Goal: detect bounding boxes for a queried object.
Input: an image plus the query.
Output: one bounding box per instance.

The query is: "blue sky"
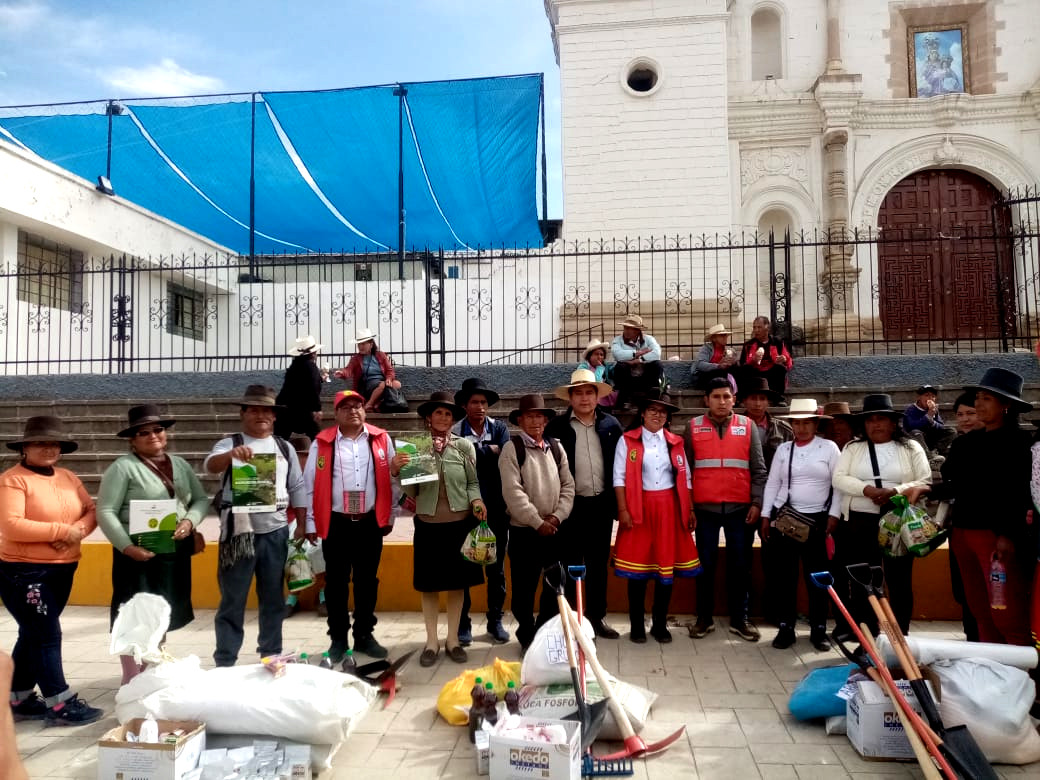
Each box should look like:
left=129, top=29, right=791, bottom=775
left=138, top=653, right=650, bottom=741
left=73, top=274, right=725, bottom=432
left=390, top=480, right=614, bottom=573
left=0, top=0, right=563, bottom=217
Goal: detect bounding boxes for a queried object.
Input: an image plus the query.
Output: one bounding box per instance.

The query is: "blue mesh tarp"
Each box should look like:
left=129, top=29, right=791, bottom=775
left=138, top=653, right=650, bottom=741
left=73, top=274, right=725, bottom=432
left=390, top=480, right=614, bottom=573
left=0, top=74, right=543, bottom=253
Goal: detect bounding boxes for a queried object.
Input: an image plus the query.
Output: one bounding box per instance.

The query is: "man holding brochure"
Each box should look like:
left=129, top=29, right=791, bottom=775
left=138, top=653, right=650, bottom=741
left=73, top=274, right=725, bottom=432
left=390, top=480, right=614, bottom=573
left=205, top=385, right=307, bottom=668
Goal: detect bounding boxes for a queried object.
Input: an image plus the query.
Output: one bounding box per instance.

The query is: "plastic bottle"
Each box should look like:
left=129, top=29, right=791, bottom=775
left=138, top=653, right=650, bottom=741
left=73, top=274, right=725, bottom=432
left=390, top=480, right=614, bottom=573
left=298, top=652, right=309, bottom=665
left=138, top=713, right=159, bottom=743
left=990, top=557, right=1007, bottom=610
left=482, top=682, right=499, bottom=728
left=467, top=676, right=485, bottom=743
left=318, top=651, right=334, bottom=669
left=341, top=649, right=357, bottom=675
left=504, top=681, right=520, bottom=716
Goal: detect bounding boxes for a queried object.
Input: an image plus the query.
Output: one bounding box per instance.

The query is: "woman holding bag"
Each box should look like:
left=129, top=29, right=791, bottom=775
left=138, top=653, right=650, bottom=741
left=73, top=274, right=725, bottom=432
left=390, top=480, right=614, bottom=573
left=392, top=392, right=486, bottom=667
left=760, top=399, right=841, bottom=651
left=97, top=405, right=210, bottom=684
left=832, top=394, right=930, bottom=637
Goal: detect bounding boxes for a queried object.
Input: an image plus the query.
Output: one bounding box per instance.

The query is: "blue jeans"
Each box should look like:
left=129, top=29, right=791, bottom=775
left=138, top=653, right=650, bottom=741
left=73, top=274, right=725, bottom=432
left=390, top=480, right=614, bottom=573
left=0, top=561, right=76, bottom=705
left=214, top=526, right=289, bottom=666
left=694, top=507, right=753, bottom=623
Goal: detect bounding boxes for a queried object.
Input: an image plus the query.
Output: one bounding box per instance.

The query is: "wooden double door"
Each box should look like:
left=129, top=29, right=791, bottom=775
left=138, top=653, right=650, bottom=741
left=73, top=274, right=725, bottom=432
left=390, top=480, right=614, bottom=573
left=877, top=169, right=1012, bottom=341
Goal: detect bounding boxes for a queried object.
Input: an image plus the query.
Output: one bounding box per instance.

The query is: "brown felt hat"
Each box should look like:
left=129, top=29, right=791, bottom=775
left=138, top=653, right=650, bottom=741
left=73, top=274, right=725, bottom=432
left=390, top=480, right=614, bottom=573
left=509, top=394, right=557, bottom=425
left=117, top=405, right=177, bottom=438
left=8, top=415, right=79, bottom=453
left=237, top=384, right=284, bottom=409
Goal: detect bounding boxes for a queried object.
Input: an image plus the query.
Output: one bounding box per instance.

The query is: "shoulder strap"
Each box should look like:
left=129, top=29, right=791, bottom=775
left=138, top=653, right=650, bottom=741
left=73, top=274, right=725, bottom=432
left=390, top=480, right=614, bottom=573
left=214, top=433, right=245, bottom=510
left=546, top=436, right=563, bottom=468
left=273, top=435, right=296, bottom=490
left=511, top=434, right=526, bottom=471
left=866, top=440, right=884, bottom=488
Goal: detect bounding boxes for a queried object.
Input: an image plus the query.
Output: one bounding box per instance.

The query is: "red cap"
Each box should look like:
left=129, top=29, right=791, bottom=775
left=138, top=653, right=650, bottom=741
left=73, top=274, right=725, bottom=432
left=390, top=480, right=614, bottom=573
left=334, top=390, right=365, bottom=409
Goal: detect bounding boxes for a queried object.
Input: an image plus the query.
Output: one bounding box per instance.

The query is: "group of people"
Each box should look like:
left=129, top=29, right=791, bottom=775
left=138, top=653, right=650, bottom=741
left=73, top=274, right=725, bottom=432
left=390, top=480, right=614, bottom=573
left=2, top=324, right=1038, bottom=729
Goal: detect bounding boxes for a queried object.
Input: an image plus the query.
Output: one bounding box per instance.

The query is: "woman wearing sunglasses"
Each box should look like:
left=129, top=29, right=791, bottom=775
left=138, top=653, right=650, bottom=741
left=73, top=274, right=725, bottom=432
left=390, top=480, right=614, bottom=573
left=98, top=405, right=209, bottom=683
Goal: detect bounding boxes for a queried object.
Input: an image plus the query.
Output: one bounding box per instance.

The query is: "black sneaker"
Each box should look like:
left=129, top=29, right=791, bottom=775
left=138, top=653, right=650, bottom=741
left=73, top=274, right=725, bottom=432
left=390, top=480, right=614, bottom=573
left=771, top=625, right=796, bottom=649
left=11, top=692, right=47, bottom=721
left=44, top=695, right=102, bottom=727
left=729, top=621, right=761, bottom=642
left=487, top=621, right=510, bottom=644
left=353, top=634, right=388, bottom=659
left=630, top=624, right=647, bottom=644
left=327, top=639, right=349, bottom=664
left=688, top=621, right=715, bottom=639
left=810, top=626, right=831, bottom=652
left=649, top=625, right=672, bottom=644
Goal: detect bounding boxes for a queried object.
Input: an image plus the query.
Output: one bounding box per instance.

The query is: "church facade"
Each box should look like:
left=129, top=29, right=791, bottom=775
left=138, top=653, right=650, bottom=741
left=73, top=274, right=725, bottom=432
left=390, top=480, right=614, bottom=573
left=544, top=0, right=1040, bottom=351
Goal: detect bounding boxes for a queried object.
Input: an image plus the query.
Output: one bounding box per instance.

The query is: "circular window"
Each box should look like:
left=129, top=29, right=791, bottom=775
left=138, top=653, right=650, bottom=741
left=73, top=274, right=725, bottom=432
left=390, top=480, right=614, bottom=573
left=621, top=58, right=662, bottom=97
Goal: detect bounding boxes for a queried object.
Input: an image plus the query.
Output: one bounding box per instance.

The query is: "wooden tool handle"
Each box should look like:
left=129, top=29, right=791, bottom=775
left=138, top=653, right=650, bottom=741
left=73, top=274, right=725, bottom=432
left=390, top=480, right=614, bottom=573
left=555, top=593, right=580, bottom=674
left=862, top=664, right=942, bottom=780
left=560, top=600, right=638, bottom=741
left=878, top=594, right=923, bottom=679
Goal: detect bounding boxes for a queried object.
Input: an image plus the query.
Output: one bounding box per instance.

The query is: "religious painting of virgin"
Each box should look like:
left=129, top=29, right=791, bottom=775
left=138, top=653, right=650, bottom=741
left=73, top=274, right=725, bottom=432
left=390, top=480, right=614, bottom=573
left=908, top=25, right=969, bottom=97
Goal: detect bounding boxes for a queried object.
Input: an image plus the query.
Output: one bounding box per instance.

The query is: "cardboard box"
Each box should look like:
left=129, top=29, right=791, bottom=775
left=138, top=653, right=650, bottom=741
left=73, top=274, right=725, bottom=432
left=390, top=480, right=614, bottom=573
left=846, top=680, right=935, bottom=760
left=97, top=719, right=206, bottom=780
left=488, top=717, right=580, bottom=780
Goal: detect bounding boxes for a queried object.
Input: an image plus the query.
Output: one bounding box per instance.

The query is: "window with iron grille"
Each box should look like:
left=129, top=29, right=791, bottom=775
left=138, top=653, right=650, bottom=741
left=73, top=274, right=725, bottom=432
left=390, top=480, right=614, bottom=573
left=16, top=231, right=84, bottom=313
left=167, top=281, right=205, bottom=341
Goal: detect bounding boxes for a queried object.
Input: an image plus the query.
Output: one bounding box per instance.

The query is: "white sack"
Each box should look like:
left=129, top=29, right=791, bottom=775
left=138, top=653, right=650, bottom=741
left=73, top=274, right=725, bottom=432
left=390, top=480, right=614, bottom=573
left=518, top=676, right=657, bottom=739
left=520, top=613, right=597, bottom=686
left=115, top=661, right=376, bottom=745
left=109, top=593, right=171, bottom=664
left=931, top=657, right=1040, bottom=765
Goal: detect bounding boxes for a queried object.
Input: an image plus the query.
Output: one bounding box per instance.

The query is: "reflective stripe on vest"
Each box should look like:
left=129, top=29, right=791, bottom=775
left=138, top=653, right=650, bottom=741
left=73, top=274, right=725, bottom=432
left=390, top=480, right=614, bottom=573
left=693, top=458, right=750, bottom=469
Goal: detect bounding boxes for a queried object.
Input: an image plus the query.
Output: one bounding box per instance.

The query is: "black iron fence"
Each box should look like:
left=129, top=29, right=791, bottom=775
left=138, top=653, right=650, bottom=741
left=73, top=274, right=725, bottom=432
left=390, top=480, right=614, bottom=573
left=3, top=188, right=1038, bottom=374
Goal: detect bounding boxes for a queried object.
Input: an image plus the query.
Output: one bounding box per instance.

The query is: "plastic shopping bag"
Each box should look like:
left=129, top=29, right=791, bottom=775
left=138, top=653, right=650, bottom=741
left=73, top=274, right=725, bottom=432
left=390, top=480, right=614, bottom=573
left=285, top=539, right=315, bottom=592
left=436, top=658, right=521, bottom=725
left=110, top=593, right=171, bottom=664
left=878, top=495, right=946, bottom=557
left=460, top=520, right=497, bottom=565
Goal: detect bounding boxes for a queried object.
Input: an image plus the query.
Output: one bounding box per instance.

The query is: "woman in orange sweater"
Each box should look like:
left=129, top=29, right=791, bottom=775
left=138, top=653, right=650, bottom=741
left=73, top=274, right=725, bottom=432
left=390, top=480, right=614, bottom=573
left=0, top=416, right=102, bottom=727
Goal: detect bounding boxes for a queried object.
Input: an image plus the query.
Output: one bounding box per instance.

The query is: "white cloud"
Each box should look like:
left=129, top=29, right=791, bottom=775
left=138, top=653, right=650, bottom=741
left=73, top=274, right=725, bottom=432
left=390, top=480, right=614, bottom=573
left=102, top=58, right=223, bottom=97
left=0, top=2, right=47, bottom=33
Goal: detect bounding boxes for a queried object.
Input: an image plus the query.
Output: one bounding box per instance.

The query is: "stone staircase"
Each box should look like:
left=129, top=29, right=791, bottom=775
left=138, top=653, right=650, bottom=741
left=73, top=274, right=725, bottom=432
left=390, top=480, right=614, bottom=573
left=3, top=383, right=1039, bottom=497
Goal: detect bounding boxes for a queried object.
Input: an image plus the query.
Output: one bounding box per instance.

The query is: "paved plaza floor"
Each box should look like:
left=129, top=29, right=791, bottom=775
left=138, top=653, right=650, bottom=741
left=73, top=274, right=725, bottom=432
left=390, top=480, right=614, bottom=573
left=6, top=607, right=1039, bottom=779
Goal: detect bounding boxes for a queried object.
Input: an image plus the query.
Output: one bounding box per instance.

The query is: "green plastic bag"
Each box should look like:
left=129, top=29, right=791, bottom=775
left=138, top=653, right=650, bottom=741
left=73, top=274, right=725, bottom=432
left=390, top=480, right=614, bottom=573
left=878, top=494, right=946, bottom=557
left=460, top=520, right=497, bottom=565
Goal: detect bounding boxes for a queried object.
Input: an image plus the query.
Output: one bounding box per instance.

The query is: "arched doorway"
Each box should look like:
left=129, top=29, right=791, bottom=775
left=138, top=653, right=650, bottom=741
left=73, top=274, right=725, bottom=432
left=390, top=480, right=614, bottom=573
left=877, top=169, right=1012, bottom=341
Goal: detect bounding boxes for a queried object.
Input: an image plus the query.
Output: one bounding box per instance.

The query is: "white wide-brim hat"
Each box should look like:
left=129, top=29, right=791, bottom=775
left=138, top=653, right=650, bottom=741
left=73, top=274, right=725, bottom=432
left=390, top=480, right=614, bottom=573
left=288, top=334, right=324, bottom=356
left=582, top=339, right=610, bottom=361
left=779, top=398, right=830, bottom=420
left=355, top=328, right=376, bottom=344
left=554, top=368, right=613, bottom=401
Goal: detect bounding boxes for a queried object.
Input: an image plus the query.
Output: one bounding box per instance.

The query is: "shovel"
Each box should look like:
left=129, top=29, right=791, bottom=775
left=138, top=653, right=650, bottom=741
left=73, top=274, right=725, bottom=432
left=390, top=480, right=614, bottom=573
left=545, top=564, right=608, bottom=750
left=560, top=599, right=686, bottom=760
left=847, top=564, right=997, bottom=780
left=810, top=570, right=956, bottom=779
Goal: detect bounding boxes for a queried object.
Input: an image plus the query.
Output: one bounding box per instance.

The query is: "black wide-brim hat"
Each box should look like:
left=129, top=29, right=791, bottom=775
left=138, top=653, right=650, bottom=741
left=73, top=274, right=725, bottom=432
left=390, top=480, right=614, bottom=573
left=508, top=394, right=557, bottom=425
left=417, top=391, right=465, bottom=421
left=454, top=377, right=500, bottom=408
left=964, top=368, right=1033, bottom=412
left=854, top=393, right=903, bottom=421
left=7, top=415, right=78, bottom=454
left=117, top=404, right=177, bottom=438
left=736, top=376, right=783, bottom=404
left=638, top=388, right=679, bottom=414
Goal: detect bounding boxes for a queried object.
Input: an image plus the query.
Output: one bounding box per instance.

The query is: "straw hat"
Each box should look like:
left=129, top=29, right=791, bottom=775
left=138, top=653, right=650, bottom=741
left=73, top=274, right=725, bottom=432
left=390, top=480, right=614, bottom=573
left=706, top=323, right=732, bottom=339
left=554, top=368, right=613, bottom=401
left=619, top=314, right=645, bottom=331
left=7, top=415, right=78, bottom=453
left=417, top=391, right=464, bottom=421
left=117, top=405, right=177, bottom=438
left=582, top=340, right=610, bottom=361
left=779, top=398, right=829, bottom=420
left=355, top=327, right=376, bottom=344
left=288, top=335, right=324, bottom=356
left=509, top=394, right=557, bottom=425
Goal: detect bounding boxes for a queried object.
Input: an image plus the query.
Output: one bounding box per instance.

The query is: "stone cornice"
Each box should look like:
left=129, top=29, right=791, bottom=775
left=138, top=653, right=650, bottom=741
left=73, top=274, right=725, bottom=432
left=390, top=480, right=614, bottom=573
left=851, top=91, right=1040, bottom=129
left=728, top=97, right=823, bottom=140
left=553, top=12, right=731, bottom=37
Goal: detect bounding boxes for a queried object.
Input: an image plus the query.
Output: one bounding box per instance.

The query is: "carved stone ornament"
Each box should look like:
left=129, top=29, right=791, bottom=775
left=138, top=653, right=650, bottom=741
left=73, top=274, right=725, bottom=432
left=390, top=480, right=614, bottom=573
left=933, top=136, right=961, bottom=165
left=740, top=146, right=810, bottom=193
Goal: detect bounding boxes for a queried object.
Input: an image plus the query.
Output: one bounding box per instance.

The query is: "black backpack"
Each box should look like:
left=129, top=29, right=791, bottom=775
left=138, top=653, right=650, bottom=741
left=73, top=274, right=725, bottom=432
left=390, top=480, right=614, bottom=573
left=511, top=434, right=563, bottom=474
left=211, top=432, right=294, bottom=516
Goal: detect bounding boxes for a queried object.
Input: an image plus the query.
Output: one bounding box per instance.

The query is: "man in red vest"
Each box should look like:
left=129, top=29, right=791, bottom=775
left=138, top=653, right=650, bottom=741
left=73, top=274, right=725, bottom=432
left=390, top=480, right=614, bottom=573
left=685, top=377, right=767, bottom=642
left=304, top=390, right=393, bottom=661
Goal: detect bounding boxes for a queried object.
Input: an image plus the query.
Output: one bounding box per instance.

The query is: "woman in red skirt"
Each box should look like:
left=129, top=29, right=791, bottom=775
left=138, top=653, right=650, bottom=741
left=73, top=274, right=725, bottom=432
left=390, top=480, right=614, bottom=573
left=613, top=390, right=701, bottom=643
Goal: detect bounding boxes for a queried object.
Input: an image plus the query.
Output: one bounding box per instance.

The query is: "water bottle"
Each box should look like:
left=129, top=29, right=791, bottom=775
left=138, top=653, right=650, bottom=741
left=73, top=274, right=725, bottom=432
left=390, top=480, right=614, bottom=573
left=138, top=713, right=159, bottom=743
left=341, top=649, right=357, bottom=675
left=318, top=651, right=334, bottom=669
left=989, top=556, right=1007, bottom=610
left=467, top=677, right=485, bottom=743
left=482, top=682, right=499, bottom=728
left=504, top=681, right=520, bottom=716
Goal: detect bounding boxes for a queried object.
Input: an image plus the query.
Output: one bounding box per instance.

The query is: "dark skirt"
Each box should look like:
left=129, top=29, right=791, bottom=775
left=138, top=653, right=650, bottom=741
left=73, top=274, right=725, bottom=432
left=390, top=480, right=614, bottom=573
left=413, top=517, right=485, bottom=592
left=110, top=536, right=194, bottom=631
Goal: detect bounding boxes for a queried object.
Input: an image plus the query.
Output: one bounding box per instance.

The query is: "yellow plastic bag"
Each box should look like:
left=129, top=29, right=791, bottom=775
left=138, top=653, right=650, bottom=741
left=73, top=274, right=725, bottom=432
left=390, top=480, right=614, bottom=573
left=436, top=657, right=521, bottom=725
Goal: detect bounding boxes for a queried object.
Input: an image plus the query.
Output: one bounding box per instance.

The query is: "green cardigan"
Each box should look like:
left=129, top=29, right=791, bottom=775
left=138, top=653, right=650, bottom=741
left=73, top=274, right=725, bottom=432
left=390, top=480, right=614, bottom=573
left=97, top=453, right=210, bottom=552
left=403, top=436, right=482, bottom=518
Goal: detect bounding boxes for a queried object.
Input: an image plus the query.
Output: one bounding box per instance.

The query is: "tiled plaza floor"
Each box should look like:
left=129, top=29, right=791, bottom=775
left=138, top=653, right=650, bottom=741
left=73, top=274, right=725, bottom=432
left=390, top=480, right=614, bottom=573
left=6, top=607, right=1039, bottom=779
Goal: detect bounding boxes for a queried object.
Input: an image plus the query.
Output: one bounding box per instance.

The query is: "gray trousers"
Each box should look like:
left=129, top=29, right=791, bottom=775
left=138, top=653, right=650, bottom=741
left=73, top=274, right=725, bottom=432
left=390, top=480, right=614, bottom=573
left=214, top=525, right=289, bottom=667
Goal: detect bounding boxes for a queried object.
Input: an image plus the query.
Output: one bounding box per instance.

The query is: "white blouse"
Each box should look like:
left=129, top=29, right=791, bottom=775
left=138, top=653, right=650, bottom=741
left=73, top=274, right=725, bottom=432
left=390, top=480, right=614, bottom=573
left=612, top=427, right=691, bottom=491
left=761, top=437, right=842, bottom=518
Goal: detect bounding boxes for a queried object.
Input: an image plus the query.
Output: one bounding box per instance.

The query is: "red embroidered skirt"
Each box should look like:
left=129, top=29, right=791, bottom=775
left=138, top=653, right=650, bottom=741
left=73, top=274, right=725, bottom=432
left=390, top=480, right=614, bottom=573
left=613, top=489, right=701, bottom=583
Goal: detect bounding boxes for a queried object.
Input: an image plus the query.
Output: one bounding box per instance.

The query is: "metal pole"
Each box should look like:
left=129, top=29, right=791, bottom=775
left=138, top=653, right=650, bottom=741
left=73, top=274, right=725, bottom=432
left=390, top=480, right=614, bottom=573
left=393, top=85, right=408, bottom=280
left=249, top=93, right=257, bottom=278
left=105, top=101, right=114, bottom=180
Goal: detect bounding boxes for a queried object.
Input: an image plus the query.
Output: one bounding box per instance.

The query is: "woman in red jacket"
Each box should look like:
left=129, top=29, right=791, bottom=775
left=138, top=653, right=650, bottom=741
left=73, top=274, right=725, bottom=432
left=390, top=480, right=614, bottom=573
left=612, top=391, right=701, bottom=643
left=0, top=416, right=102, bottom=726
left=334, top=328, right=402, bottom=412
